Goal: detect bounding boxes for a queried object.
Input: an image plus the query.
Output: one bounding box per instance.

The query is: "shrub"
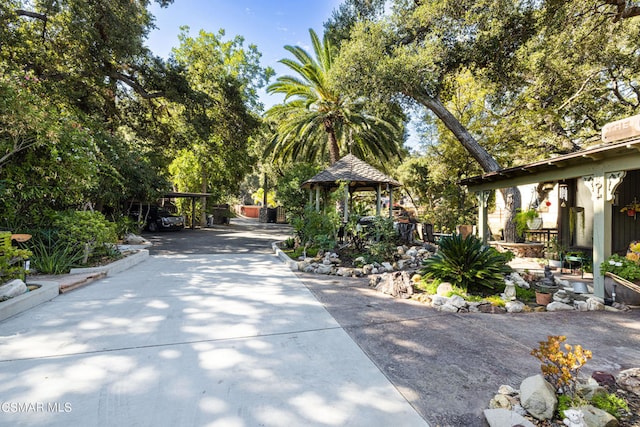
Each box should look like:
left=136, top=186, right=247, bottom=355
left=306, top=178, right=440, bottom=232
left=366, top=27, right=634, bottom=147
left=0, top=243, right=32, bottom=282
left=52, top=210, right=118, bottom=263
left=28, top=232, right=84, bottom=275
left=282, top=237, right=295, bottom=249
left=590, top=391, right=629, bottom=418
left=112, top=215, right=140, bottom=239
left=530, top=335, right=592, bottom=395
left=515, top=286, right=536, bottom=302
left=291, top=206, right=340, bottom=250
left=600, top=253, right=640, bottom=281
left=420, top=234, right=513, bottom=294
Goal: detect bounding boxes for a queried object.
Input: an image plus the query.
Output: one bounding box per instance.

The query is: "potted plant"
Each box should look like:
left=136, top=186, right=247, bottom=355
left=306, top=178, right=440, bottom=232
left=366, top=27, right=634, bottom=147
left=620, top=199, right=640, bottom=219
left=515, top=208, right=540, bottom=240
left=546, top=238, right=565, bottom=269
left=601, top=242, right=640, bottom=304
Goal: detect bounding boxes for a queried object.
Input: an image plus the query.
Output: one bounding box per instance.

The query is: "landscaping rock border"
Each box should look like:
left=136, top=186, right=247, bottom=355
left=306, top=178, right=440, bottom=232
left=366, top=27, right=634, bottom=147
left=272, top=241, right=634, bottom=314
left=0, top=248, right=149, bottom=322
left=0, top=280, right=58, bottom=322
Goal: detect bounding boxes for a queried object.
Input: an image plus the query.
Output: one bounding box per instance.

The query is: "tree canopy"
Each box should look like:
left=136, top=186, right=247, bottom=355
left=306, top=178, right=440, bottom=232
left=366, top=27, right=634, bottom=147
left=326, top=0, right=639, bottom=240
left=1, top=0, right=269, bottom=228
left=265, top=28, right=405, bottom=166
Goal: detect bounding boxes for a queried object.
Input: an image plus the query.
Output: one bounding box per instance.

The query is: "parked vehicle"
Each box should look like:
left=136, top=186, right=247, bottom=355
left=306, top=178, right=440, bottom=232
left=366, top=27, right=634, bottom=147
left=130, top=205, right=184, bottom=232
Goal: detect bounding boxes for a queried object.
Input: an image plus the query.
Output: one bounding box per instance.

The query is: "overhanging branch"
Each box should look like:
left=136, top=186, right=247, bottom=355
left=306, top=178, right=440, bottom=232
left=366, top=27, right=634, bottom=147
left=110, top=71, right=165, bottom=99
left=603, top=0, right=640, bottom=22
left=15, top=9, right=47, bottom=21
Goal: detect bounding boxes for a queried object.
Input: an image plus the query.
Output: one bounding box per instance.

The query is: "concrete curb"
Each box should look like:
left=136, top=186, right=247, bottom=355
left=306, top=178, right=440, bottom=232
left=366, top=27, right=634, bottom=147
left=58, top=272, right=106, bottom=294
left=0, top=281, right=59, bottom=322
left=271, top=242, right=298, bottom=271
left=70, top=249, right=149, bottom=276
left=1, top=249, right=149, bottom=322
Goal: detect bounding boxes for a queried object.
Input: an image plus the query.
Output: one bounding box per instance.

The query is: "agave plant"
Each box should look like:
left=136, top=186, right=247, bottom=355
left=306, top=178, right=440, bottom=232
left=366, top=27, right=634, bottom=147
left=421, top=234, right=514, bottom=294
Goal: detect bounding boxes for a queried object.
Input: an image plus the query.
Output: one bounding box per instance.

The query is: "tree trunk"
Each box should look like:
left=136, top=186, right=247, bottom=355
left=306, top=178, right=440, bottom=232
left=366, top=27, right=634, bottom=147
left=417, top=94, right=501, bottom=172
left=324, top=120, right=340, bottom=164
left=412, top=92, right=522, bottom=242
left=200, top=164, right=207, bottom=227
left=500, top=187, right=521, bottom=243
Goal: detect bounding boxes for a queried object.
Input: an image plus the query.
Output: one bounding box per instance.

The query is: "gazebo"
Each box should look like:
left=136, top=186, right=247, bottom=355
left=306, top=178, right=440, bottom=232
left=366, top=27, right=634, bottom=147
left=301, top=154, right=402, bottom=221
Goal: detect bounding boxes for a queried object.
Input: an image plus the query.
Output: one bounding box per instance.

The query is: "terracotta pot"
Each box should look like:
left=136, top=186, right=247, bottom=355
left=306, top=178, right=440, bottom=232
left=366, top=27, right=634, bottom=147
left=535, top=291, right=552, bottom=306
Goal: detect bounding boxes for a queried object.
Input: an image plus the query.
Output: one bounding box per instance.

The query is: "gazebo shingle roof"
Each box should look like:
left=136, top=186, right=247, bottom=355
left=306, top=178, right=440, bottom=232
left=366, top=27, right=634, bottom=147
left=301, top=154, right=401, bottom=191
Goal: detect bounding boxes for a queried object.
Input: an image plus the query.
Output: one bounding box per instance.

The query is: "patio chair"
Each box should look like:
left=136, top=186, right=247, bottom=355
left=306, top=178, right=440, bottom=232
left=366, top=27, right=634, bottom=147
left=562, top=253, right=585, bottom=278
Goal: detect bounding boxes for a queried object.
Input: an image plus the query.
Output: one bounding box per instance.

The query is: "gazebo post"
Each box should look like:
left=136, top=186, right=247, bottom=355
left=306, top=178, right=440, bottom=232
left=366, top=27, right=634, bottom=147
left=191, top=197, right=197, bottom=229
left=376, top=184, right=381, bottom=216
left=315, top=186, right=320, bottom=211
left=343, top=182, right=350, bottom=223
left=388, top=185, right=393, bottom=219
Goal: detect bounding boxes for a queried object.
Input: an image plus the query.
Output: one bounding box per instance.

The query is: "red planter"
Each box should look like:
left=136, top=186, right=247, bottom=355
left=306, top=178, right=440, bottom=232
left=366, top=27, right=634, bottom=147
left=627, top=209, right=636, bottom=217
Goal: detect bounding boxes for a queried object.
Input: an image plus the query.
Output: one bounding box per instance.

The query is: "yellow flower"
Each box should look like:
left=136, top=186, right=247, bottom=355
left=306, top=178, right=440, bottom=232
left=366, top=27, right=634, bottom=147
left=627, top=252, right=640, bottom=262
left=630, top=242, right=640, bottom=253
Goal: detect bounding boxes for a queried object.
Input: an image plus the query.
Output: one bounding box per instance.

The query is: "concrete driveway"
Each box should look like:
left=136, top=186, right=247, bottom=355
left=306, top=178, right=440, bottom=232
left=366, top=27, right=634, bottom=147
left=298, top=273, right=640, bottom=426
left=0, top=220, right=428, bottom=427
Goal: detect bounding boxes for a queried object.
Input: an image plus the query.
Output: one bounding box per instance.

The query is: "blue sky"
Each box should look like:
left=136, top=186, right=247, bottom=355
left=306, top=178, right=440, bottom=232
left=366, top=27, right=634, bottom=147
left=146, top=0, right=342, bottom=109
left=146, top=0, right=423, bottom=151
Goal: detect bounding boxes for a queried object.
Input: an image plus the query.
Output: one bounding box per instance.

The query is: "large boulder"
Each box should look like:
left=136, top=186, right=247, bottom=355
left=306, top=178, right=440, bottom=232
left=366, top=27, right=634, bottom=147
left=520, top=374, right=557, bottom=420
left=578, top=405, right=619, bottom=427
left=506, top=300, right=525, bottom=313
left=587, top=297, right=606, bottom=311
left=0, top=279, right=28, bottom=300
left=617, top=368, right=640, bottom=396
left=315, top=264, right=333, bottom=275
left=483, top=408, right=536, bottom=427
left=546, top=301, right=575, bottom=312
left=123, top=233, right=147, bottom=245
left=373, top=271, right=414, bottom=299
left=436, top=282, right=453, bottom=296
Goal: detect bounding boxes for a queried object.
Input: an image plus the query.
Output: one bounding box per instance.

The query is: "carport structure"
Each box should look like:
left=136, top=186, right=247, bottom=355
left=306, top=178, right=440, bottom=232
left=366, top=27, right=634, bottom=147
left=164, top=191, right=212, bottom=229
left=301, top=154, right=402, bottom=221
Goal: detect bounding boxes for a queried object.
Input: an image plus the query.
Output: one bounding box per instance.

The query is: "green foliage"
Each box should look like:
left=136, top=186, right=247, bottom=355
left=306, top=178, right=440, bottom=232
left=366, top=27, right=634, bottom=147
left=0, top=235, right=32, bottom=282
left=284, top=246, right=320, bottom=260
left=515, top=209, right=539, bottom=238
left=557, top=388, right=628, bottom=420
left=167, top=28, right=268, bottom=209
left=265, top=28, right=404, bottom=166
left=291, top=206, right=340, bottom=250
left=414, top=279, right=440, bottom=295
left=590, top=392, right=629, bottom=418
left=421, top=234, right=513, bottom=294
left=53, top=211, right=117, bottom=260
left=28, top=233, right=84, bottom=275
left=478, top=295, right=504, bottom=306
left=251, top=188, right=277, bottom=207
left=601, top=254, right=640, bottom=282
left=515, top=285, right=536, bottom=302
left=362, top=216, right=399, bottom=263
left=282, top=237, right=295, bottom=249
left=531, top=335, right=592, bottom=396
left=557, top=394, right=576, bottom=418
left=112, top=215, right=141, bottom=239
left=273, top=162, right=322, bottom=222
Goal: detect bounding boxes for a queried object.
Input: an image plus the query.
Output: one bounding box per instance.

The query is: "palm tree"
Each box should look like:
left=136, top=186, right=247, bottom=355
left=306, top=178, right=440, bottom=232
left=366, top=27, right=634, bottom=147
left=265, top=29, right=403, bottom=165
